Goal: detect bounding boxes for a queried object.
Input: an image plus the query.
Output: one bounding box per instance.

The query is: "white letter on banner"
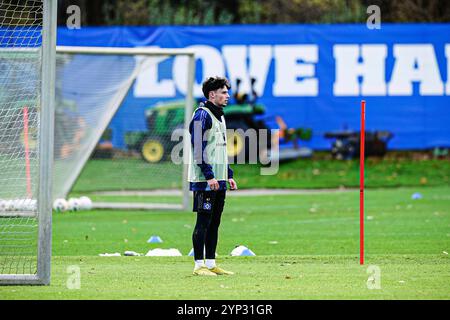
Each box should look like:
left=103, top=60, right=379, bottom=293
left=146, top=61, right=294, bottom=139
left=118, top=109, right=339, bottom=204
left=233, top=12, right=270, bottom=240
left=134, top=55, right=176, bottom=97
left=222, top=45, right=272, bottom=97
left=273, top=45, right=318, bottom=96
left=388, top=44, right=444, bottom=96
left=174, top=45, right=225, bottom=97
left=446, top=44, right=450, bottom=95
left=333, top=45, right=387, bottom=96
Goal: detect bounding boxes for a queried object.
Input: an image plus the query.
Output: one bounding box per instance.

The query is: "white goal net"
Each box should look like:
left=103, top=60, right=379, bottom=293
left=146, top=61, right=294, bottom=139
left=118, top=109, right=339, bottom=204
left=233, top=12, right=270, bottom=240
left=53, top=47, right=195, bottom=211
left=0, top=0, right=56, bottom=285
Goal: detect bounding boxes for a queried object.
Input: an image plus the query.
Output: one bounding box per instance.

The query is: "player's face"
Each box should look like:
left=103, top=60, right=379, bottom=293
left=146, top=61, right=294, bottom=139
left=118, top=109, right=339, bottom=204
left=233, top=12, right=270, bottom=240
left=211, top=86, right=230, bottom=107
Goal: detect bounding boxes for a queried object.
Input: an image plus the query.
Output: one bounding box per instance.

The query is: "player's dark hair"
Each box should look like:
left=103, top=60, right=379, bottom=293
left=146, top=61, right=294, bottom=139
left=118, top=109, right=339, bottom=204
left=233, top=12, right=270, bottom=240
left=202, top=76, right=231, bottom=99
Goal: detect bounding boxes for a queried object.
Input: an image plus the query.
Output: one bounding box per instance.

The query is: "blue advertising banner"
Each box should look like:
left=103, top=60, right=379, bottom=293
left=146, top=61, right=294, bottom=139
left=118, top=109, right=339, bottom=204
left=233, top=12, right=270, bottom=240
left=57, top=24, right=450, bottom=150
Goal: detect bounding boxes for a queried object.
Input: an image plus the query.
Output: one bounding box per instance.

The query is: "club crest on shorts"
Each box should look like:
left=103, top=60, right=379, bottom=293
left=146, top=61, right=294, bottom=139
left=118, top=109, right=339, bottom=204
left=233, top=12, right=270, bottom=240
left=203, top=202, right=212, bottom=210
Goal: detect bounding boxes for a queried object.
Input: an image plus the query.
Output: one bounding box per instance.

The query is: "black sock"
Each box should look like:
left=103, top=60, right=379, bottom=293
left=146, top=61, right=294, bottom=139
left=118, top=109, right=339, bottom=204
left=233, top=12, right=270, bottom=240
left=192, top=212, right=212, bottom=261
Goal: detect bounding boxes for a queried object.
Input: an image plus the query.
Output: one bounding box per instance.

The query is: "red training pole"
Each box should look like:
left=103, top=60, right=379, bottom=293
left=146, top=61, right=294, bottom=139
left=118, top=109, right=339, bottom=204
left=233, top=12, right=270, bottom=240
left=23, top=106, right=32, bottom=198
left=360, top=100, right=365, bottom=265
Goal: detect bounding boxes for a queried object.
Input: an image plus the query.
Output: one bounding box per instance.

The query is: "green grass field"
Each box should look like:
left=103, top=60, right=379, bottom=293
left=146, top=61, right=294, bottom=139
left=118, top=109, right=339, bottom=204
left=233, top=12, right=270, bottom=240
left=1, top=185, right=449, bottom=299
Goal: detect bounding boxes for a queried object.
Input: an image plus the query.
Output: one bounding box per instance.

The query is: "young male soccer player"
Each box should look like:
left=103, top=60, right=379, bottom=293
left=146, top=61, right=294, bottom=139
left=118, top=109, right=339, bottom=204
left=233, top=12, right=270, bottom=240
left=188, top=76, right=238, bottom=276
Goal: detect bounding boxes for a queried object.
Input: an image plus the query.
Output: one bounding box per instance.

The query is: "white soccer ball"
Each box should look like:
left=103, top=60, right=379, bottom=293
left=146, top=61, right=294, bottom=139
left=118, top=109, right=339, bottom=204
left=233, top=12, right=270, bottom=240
left=79, top=196, right=92, bottom=211
left=0, top=200, right=6, bottom=211
left=53, top=198, right=68, bottom=213
left=9, top=199, right=20, bottom=211
left=67, top=197, right=81, bottom=212
left=23, top=199, right=37, bottom=211
left=13, top=199, right=25, bottom=211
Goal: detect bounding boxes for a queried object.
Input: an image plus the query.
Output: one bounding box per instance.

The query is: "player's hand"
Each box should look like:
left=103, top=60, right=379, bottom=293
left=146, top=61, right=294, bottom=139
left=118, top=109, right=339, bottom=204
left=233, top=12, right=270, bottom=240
left=228, top=178, right=238, bottom=190
left=207, top=178, right=220, bottom=191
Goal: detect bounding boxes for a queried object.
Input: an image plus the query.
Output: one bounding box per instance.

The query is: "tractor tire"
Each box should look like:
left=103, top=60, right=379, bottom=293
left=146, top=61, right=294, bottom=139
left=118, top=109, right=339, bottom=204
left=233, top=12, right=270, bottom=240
left=141, top=137, right=166, bottom=163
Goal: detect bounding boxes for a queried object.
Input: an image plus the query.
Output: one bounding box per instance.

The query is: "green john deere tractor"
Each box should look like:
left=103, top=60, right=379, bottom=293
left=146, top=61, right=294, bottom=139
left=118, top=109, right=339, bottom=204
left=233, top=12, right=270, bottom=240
left=124, top=101, right=184, bottom=163
left=125, top=78, right=312, bottom=163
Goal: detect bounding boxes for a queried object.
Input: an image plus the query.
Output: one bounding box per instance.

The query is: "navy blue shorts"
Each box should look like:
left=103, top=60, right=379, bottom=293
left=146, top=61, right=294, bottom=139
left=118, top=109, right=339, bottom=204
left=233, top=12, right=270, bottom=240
left=193, top=190, right=226, bottom=213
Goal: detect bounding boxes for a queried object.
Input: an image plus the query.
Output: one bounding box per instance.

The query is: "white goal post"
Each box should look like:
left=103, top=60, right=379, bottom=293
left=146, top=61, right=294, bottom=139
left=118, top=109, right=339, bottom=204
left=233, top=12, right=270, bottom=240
left=0, top=0, right=57, bottom=285
left=53, top=46, right=195, bottom=211
left=1, top=7, right=195, bottom=284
